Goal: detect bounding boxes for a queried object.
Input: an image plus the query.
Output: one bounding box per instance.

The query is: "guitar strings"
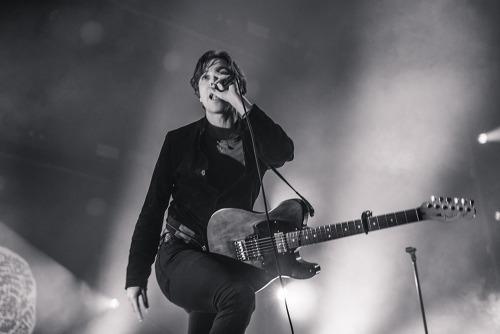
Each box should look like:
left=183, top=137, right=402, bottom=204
left=240, top=232, right=303, bottom=256
left=241, top=238, right=276, bottom=256
left=241, top=226, right=348, bottom=256
left=241, top=233, right=299, bottom=255
left=241, top=214, right=420, bottom=257
left=240, top=228, right=345, bottom=257
left=241, top=219, right=400, bottom=256
left=241, top=229, right=318, bottom=252
left=241, top=212, right=425, bottom=257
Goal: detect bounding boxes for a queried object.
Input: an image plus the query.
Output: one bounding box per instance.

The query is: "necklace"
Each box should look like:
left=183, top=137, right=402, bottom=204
left=217, top=137, right=238, bottom=152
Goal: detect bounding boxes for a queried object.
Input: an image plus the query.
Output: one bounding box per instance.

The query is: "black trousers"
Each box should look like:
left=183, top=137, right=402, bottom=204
left=155, top=239, right=270, bottom=334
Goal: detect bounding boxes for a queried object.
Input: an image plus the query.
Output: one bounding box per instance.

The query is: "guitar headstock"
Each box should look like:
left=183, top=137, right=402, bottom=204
left=420, top=195, right=476, bottom=222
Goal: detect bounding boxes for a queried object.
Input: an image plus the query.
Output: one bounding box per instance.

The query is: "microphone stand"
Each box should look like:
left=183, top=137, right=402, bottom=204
left=405, top=247, right=429, bottom=334
left=233, top=77, right=295, bottom=334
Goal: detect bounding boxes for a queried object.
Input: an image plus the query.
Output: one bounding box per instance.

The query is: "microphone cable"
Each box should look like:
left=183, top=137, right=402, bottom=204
left=234, top=77, right=296, bottom=334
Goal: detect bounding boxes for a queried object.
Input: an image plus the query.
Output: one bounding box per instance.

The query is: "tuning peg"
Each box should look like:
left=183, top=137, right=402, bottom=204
left=465, top=198, right=475, bottom=211
left=442, top=197, right=453, bottom=210
left=448, top=198, right=456, bottom=211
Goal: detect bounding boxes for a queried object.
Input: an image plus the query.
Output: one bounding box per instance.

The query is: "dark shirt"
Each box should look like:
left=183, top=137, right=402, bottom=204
left=202, top=121, right=245, bottom=193
left=126, top=105, right=294, bottom=289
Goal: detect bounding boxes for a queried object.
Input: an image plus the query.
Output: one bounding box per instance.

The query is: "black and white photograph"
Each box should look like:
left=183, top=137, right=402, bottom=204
left=1, top=1, right=499, bottom=333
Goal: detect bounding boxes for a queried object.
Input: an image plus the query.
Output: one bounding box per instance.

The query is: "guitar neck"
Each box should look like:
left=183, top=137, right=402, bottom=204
left=286, top=208, right=423, bottom=248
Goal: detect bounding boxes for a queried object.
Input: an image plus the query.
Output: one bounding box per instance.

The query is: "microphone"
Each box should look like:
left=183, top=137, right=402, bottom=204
left=214, top=73, right=236, bottom=92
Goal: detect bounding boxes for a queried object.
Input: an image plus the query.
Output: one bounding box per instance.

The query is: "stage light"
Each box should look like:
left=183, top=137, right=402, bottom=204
left=495, top=211, right=500, bottom=221
left=478, top=133, right=488, bottom=144
left=478, top=127, right=500, bottom=144
left=276, top=286, right=287, bottom=301
left=89, top=292, right=124, bottom=313
left=109, top=298, right=120, bottom=309
left=271, top=281, right=319, bottom=322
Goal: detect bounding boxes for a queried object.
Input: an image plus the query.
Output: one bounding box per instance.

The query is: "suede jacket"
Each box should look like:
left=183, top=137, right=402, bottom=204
left=126, top=105, right=294, bottom=289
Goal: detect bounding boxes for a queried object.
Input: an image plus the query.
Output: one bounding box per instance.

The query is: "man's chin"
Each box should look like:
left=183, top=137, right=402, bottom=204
left=205, top=102, right=230, bottom=113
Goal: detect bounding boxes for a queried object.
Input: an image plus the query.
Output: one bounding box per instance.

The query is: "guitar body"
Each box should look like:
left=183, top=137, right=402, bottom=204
left=207, top=199, right=321, bottom=280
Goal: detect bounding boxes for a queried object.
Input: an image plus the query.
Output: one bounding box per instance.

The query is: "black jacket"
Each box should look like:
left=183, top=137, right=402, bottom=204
left=126, top=105, right=294, bottom=289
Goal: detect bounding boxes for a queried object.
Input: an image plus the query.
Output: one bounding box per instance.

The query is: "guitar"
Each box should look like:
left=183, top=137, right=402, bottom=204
left=207, top=196, right=475, bottom=282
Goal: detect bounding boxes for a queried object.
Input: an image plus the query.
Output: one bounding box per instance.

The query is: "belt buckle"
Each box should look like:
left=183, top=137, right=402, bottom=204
left=160, top=231, right=173, bottom=246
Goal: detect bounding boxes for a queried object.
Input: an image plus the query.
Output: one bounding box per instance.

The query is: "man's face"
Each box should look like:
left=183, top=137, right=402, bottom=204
left=198, top=58, right=231, bottom=113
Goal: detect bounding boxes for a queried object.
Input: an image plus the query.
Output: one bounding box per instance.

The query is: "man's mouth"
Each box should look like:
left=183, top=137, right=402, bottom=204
left=209, top=93, right=218, bottom=101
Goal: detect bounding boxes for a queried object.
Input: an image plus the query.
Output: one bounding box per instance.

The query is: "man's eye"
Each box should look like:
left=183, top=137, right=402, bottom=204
left=201, top=74, right=209, bottom=80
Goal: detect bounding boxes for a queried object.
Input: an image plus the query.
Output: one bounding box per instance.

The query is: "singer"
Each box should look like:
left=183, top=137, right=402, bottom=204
left=125, top=50, right=294, bottom=334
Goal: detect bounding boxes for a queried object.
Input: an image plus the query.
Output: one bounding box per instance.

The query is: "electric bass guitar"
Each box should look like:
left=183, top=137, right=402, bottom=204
left=207, top=196, right=475, bottom=281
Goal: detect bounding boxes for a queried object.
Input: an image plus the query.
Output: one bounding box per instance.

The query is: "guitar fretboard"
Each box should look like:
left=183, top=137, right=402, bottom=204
left=286, top=208, right=423, bottom=249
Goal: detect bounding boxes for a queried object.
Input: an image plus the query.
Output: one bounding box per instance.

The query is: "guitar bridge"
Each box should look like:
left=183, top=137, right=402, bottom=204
left=234, top=236, right=261, bottom=261
left=234, top=240, right=248, bottom=261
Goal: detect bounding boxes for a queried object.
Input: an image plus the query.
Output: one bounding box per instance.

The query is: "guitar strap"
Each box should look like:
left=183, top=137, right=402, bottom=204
left=264, top=161, right=315, bottom=217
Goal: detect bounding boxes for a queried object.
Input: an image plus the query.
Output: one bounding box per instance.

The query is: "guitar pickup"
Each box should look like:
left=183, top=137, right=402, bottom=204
left=274, top=232, right=288, bottom=254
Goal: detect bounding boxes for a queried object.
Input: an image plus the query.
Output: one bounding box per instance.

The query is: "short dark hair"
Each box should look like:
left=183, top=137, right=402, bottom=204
left=190, top=50, right=247, bottom=97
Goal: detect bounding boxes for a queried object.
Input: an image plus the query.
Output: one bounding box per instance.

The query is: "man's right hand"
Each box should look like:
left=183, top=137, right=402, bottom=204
left=126, top=286, right=149, bottom=322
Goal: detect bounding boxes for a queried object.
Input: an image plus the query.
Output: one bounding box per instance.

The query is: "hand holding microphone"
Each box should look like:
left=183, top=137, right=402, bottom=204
left=214, top=72, right=237, bottom=92
left=211, top=71, right=251, bottom=117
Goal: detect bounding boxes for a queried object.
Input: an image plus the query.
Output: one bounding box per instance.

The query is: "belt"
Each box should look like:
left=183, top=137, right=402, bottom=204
left=162, top=216, right=207, bottom=251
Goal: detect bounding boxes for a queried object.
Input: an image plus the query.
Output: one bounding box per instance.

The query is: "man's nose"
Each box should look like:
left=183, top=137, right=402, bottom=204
left=209, top=75, right=218, bottom=87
